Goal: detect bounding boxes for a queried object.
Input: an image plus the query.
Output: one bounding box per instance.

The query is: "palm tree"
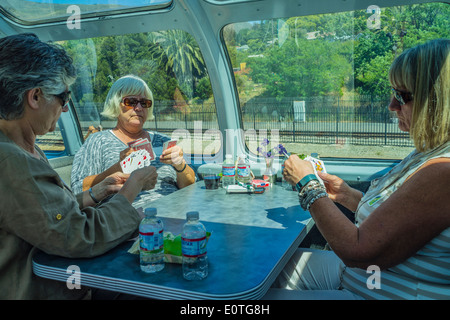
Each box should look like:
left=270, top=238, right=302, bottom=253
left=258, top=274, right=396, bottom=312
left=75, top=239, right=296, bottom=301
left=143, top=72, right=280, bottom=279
left=147, top=30, right=207, bottom=99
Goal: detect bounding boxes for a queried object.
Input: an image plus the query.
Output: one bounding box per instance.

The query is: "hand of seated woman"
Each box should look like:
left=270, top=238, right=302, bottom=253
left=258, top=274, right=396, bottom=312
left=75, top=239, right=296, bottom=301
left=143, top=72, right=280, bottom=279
left=132, top=166, right=158, bottom=191
left=160, top=145, right=184, bottom=168
left=119, top=147, right=134, bottom=162
left=93, top=172, right=130, bottom=200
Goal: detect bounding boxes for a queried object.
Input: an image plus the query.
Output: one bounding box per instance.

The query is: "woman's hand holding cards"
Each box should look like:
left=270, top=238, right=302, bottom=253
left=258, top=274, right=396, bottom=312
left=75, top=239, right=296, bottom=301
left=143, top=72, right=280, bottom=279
left=93, top=172, right=130, bottom=200
left=160, top=144, right=195, bottom=188
left=118, top=166, right=158, bottom=203
left=120, top=138, right=155, bottom=174
left=131, top=166, right=158, bottom=190
left=119, top=147, right=134, bottom=162
left=84, top=172, right=130, bottom=207
left=160, top=145, right=184, bottom=169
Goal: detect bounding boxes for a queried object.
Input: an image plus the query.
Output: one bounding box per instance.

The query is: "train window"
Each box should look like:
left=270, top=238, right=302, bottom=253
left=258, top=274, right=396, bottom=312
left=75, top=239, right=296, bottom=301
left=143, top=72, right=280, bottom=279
left=36, top=122, right=66, bottom=159
left=1, top=0, right=172, bottom=25
left=223, top=2, right=449, bottom=160
left=52, top=31, right=218, bottom=158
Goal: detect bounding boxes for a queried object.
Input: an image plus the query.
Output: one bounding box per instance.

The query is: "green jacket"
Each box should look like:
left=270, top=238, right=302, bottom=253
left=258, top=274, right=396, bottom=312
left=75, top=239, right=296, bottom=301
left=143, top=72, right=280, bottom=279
left=0, top=131, right=140, bottom=299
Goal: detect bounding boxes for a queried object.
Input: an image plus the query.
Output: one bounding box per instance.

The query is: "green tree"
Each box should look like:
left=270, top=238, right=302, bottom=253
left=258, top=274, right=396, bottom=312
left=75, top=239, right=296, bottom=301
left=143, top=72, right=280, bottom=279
left=196, top=76, right=213, bottom=100
left=354, top=3, right=449, bottom=96
left=248, top=37, right=351, bottom=98
left=147, top=30, right=208, bottom=100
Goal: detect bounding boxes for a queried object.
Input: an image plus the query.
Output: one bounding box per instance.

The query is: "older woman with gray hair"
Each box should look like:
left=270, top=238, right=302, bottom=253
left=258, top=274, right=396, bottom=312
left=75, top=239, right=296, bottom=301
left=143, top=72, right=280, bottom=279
left=0, top=33, right=157, bottom=299
left=71, top=74, right=195, bottom=207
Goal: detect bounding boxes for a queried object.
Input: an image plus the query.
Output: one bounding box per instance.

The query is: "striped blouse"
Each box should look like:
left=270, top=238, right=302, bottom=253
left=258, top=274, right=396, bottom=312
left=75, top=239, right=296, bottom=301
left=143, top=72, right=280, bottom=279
left=342, top=141, right=450, bottom=300
left=71, top=130, right=179, bottom=208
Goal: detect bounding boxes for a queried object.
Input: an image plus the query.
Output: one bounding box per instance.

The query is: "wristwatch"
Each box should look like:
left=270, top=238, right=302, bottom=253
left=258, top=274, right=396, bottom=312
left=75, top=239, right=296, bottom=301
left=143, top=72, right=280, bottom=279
left=295, top=174, right=319, bottom=192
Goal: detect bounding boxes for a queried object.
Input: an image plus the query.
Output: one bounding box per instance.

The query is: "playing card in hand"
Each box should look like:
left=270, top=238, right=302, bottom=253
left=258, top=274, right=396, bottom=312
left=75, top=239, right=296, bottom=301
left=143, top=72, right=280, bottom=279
left=128, top=138, right=155, bottom=161
left=163, top=139, right=177, bottom=151
left=305, top=155, right=327, bottom=185
left=120, top=149, right=152, bottom=174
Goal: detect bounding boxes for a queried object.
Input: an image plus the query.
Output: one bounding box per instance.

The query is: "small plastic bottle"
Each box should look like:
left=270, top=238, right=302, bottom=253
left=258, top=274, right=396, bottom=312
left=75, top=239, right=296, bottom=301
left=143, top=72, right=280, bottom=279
left=236, top=154, right=251, bottom=184
left=182, top=211, right=208, bottom=280
left=139, top=207, right=164, bottom=273
left=222, top=154, right=235, bottom=188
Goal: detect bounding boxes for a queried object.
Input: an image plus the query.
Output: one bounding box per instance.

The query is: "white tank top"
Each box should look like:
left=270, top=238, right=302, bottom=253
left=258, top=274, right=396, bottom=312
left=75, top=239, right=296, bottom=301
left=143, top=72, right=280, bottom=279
left=342, top=141, right=450, bottom=299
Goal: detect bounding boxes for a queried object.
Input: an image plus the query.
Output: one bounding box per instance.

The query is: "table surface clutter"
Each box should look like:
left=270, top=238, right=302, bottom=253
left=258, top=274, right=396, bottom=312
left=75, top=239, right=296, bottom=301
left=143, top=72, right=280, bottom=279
left=33, top=181, right=312, bottom=299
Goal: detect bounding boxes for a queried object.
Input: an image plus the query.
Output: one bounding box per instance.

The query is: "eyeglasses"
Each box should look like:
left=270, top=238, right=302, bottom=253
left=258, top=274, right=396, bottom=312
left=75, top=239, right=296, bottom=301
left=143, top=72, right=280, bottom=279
left=392, top=88, right=413, bottom=106
left=53, top=91, right=71, bottom=107
left=122, top=97, right=153, bottom=109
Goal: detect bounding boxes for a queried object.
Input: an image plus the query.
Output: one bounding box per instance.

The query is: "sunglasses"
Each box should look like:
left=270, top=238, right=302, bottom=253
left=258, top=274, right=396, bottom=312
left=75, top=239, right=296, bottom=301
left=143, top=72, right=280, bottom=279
left=392, top=88, right=413, bottom=106
left=53, top=90, right=71, bottom=107
left=122, top=97, right=153, bottom=109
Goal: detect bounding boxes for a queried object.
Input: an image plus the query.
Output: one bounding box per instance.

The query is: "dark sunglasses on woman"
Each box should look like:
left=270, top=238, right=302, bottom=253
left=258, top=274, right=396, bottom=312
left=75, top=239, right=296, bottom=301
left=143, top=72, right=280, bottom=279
left=122, top=97, right=152, bottom=109
left=392, top=88, right=413, bottom=106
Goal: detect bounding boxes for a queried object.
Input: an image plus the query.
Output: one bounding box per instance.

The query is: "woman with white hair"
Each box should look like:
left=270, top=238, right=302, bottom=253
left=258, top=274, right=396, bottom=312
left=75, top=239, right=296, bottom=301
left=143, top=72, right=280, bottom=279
left=71, top=74, right=195, bottom=206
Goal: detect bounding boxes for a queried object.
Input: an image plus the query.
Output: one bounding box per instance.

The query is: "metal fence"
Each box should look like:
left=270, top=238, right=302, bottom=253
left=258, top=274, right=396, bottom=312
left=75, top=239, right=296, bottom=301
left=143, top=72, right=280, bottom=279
left=240, top=96, right=412, bottom=147
left=78, top=96, right=413, bottom=147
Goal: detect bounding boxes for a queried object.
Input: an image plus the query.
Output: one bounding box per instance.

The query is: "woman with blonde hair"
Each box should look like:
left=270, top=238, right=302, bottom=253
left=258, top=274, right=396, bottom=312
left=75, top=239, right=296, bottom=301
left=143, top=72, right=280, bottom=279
left=267, top=39, right=450, bottom=300
left=71, top=74, right=195, bottom=206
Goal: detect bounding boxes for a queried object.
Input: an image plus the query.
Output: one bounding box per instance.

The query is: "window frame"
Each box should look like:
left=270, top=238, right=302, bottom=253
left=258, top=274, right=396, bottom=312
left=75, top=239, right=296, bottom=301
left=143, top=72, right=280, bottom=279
left=3, top=0, right=443, bottom=185
left=0, top=0, right=173, bottom=26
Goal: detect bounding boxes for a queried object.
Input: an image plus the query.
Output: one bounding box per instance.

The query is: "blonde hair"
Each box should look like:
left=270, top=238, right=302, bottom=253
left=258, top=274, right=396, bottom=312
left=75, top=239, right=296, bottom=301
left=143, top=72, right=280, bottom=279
left=101, top=74, right=155, bottom=121
left=389, top=39, right=450, bottom=152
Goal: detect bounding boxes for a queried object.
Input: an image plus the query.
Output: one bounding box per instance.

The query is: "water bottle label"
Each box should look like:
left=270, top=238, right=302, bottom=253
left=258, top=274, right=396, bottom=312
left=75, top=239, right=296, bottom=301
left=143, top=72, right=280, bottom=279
left=140, top=229, right=163, bottom=253
left=222, top=166, right=235, bottom=177
left=237, top=165, right=249, bottom=177
left=182, top=236, right=207, bottom=258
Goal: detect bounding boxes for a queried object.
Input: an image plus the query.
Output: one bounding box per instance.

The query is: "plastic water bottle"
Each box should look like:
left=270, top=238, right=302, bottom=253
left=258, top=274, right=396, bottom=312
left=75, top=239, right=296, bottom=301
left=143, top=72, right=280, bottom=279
left=139, top=207, right=164, bottom=273
left=222, top=154, right=235, bottom=188
left=182, top=211, right=208, bottom=280
left=236, top=154, right=251, bottom=184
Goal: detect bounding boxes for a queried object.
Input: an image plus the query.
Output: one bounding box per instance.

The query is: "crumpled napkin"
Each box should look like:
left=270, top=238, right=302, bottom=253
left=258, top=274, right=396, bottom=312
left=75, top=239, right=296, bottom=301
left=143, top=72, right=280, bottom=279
left=128, top=231, right=211, bottom=264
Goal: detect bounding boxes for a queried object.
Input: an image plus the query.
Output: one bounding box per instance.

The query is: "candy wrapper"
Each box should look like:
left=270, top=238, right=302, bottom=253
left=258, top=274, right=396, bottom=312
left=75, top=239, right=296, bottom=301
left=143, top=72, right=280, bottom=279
left=128, top=231, right=211, bottom=264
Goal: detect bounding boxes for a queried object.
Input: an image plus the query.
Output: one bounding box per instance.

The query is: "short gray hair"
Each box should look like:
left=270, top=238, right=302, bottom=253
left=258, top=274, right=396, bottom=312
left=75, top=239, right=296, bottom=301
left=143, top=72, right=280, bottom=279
left=0, top=33, right=77, bottom=120
left=101, top=74, right=155, bottom=121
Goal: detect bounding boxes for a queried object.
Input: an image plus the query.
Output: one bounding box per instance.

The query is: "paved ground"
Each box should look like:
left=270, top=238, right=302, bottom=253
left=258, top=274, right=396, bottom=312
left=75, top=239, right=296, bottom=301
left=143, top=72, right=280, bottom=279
left=282, top=142, right=414, bottom=160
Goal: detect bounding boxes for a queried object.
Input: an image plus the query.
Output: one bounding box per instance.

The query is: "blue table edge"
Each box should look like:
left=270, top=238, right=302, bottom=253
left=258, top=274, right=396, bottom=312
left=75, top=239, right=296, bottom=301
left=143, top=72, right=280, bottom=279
left=32, top=218, right=314, bottom=300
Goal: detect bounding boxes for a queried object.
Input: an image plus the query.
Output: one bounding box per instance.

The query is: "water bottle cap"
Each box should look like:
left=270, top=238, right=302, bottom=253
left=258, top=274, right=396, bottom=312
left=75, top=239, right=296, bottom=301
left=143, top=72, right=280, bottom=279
left=144, top=207, right=157, bottom=217
left=186, top=211, right=199, bottom=220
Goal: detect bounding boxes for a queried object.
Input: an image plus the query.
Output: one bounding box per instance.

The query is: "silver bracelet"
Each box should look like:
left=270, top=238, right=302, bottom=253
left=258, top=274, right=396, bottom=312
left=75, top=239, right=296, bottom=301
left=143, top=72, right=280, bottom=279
left=299, top=180, right=322, bottom=196
left=298, top=180, right=327, bottom=211
left=305, top=192, right=328, bottom=210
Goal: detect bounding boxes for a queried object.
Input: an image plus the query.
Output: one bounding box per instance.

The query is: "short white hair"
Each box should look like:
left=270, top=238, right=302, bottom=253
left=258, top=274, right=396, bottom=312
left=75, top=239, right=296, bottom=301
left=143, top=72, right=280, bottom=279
left=101, top=74, right=154, bottom=121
